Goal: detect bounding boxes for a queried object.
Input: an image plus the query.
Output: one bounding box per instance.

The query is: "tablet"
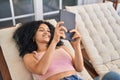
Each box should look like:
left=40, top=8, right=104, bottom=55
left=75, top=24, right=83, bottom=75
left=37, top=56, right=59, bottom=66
left=60, top=10, right=75, bottom=41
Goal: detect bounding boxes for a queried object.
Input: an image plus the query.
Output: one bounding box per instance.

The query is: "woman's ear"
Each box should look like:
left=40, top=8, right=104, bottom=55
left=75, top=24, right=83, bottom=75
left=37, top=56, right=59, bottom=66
left=33, top=36, right=35, bottom=42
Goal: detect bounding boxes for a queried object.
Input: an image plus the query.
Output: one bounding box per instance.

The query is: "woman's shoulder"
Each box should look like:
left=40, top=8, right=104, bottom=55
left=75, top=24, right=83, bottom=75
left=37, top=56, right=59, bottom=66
left=23, top=52, right=37, bottom=61
left=23, top=52, right=33, bottom=57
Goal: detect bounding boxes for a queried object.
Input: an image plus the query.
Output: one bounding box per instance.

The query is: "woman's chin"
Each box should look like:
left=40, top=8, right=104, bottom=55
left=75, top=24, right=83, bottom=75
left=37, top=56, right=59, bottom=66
left=42, top=39, right=50, bottom=43
left=38, top=38, right=50, bottom=43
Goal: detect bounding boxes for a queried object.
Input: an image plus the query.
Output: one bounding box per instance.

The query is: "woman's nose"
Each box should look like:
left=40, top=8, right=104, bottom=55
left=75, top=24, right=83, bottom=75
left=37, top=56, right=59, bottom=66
left=44, top=30, right=49, bottom=34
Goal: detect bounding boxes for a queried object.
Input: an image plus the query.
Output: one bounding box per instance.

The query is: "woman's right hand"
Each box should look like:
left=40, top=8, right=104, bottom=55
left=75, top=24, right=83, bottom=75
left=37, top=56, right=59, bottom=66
left=52, top=21, right=67, bottom=43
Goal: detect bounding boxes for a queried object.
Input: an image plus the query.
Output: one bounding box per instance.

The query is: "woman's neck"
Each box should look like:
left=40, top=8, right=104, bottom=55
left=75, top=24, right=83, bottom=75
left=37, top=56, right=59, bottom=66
left=37, top=43, right=47, bottom=52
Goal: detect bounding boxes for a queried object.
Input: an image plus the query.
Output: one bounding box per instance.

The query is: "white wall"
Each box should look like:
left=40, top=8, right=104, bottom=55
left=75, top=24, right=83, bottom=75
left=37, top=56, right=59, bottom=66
left=34, top=0, right=43, bottom=20
left=78, top=0, right=84, bottom=5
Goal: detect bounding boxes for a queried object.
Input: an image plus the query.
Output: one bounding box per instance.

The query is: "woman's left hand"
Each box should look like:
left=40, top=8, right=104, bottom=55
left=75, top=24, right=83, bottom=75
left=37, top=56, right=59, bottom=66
left=69, top=29, right=81, bottom=48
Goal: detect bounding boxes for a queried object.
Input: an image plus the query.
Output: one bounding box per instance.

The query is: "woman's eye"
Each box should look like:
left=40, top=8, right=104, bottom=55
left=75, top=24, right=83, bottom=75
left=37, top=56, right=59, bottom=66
left=39, top=29, right=44, bottom=31
left=38, top=29, right=50, bottom=32
left=48, top=30, right=50, bottom=32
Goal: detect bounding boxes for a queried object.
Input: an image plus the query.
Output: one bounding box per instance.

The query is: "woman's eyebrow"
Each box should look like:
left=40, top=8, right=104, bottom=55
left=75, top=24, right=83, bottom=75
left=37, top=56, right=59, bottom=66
left=39, top=27, right=50, bottom=30
left=38, top=27, right=45, bottom=30
left=39, top=27, right=43, bottom=29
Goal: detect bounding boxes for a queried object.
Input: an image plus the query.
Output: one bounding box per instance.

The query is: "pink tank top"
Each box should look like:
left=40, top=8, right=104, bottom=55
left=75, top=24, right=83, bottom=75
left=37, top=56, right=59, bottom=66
left=33, top=48, right=75, bottom=80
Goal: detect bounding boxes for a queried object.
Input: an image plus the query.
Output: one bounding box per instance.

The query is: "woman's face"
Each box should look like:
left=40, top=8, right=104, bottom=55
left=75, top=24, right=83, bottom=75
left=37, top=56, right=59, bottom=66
left=34, top=23, right=51, bottom=44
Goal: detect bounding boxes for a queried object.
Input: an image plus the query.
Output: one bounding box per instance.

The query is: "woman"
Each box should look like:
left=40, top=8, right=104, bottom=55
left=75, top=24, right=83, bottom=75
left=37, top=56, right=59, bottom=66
left=13, top=20, right=84, bottom=80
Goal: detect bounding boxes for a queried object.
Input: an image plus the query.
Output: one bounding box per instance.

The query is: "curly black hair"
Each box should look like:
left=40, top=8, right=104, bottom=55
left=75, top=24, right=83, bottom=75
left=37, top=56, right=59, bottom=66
left=13, top=20, right=64, bottom=57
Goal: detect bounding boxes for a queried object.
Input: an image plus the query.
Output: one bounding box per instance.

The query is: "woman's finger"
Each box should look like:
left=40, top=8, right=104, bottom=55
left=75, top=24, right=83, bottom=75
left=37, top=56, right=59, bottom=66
left=72, top=34, right=80, bottom=40
left=56, top=21, right=64, bottom=28
left=69, top=29, right=81, bottom=39
left=69, top=29, right=77, bottom=33
left=59, top=26, right=67, bottom=32
left=59, top=32, right=66, bottom=39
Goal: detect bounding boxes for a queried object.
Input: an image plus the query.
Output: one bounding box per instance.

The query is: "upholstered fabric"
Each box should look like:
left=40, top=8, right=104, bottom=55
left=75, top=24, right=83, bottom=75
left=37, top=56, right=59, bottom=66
left=66, top=2, right=120, bottom=77
left=0, top=24, right=33, bottom=80
left=0, top=19, right=93, bottom=80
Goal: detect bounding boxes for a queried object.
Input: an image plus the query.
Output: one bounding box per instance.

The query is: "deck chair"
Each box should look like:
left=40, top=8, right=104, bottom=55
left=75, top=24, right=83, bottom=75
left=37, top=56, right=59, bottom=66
left=0, top=19, right=93, bottom=80
left=66, top=2, right=120, bottom=78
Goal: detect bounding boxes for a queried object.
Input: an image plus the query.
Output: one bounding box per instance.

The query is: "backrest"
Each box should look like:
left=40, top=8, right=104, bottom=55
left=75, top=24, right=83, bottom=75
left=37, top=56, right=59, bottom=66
left=0, top=24, right=33, bottom=80
left=66, top=2, right=120, bottom=76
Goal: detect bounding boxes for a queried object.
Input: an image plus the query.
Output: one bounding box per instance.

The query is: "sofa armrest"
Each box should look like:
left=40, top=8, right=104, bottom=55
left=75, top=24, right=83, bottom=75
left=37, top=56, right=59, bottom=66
left=0, top=46, right=12, bottom=80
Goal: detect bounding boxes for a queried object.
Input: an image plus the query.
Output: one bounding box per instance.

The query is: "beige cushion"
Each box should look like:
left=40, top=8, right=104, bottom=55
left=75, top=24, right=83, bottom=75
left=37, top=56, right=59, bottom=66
left=0, top=24, right=33, bottom=80
left=0, top=19, right=93, bottom=80
left=66, top=2, right=120, bottom=77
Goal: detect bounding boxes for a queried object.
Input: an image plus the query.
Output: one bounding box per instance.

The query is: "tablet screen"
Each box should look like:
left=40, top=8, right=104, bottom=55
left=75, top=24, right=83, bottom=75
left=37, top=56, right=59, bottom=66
left=60, top=10, right=75, bottom=31
left=60, top=10, right=75, bottom=41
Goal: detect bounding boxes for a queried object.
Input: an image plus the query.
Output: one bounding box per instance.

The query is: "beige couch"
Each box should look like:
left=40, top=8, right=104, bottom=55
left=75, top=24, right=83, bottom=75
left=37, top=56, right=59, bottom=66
left=66, top=2, right=120, bottom=78
left=0, top=19, right=93, bottom=80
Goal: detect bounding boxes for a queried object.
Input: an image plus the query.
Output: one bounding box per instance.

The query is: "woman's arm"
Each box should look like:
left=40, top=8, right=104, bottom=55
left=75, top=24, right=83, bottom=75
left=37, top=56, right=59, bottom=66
left=68, top=29, right=84, bottom=72
left=72, top=43, right=84, bottom=72
left=23, top=40, right=57, bottom=75
left=62, top=44, right=84, bottom=72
